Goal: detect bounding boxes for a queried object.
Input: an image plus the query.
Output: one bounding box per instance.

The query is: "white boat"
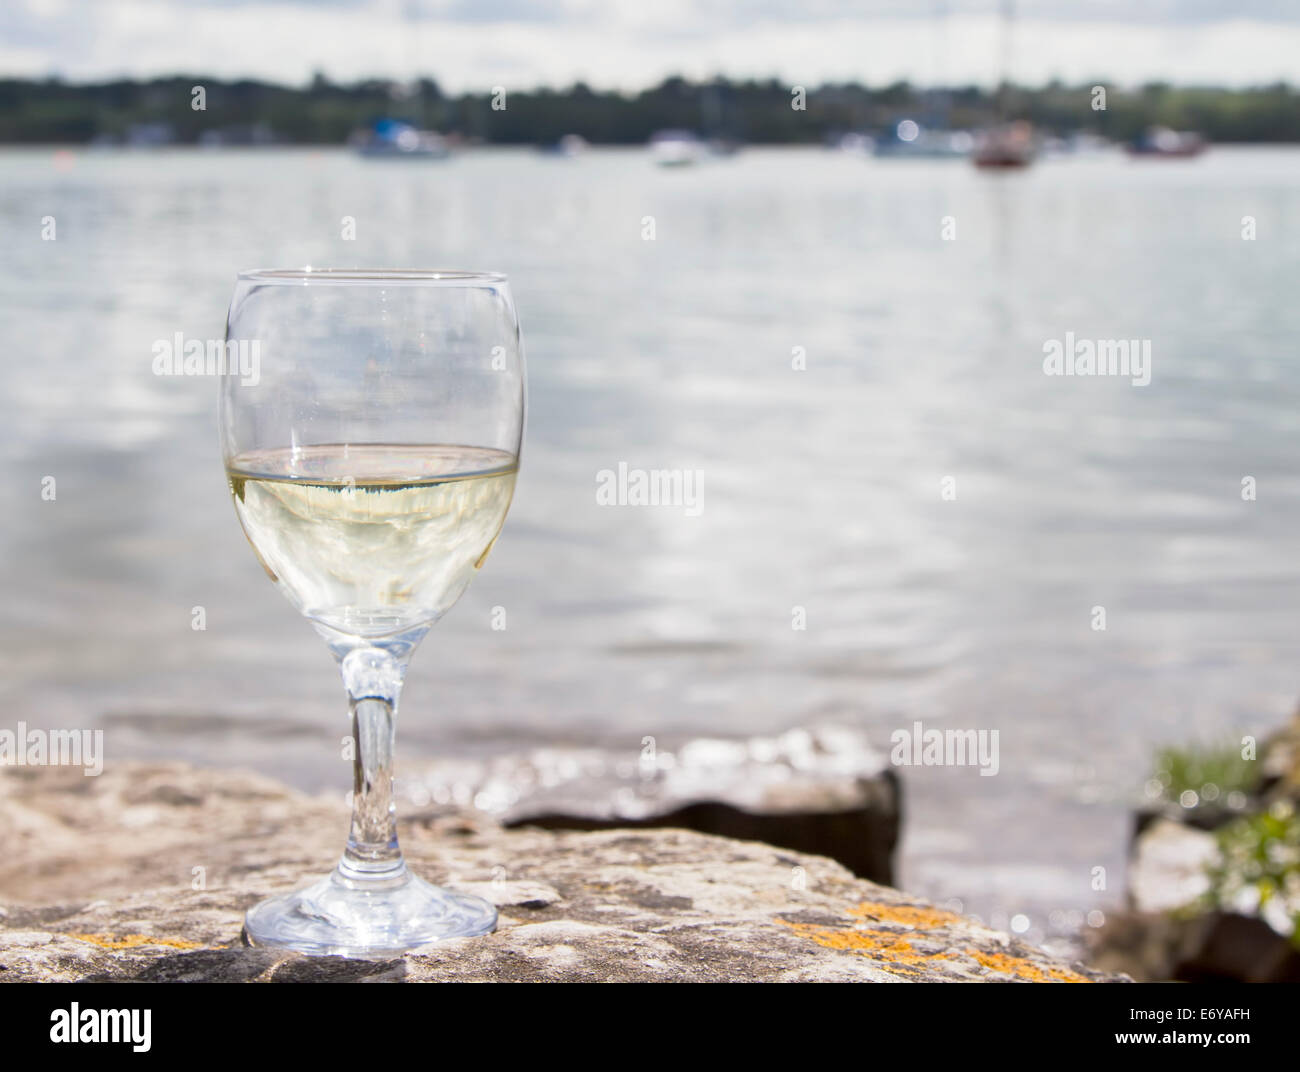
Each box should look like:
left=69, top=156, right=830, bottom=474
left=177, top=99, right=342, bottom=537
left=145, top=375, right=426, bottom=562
left=648, top=129, right=706, bottom=167
left=1127, top=126, right=1207, bottom=158
left=540, top=133, right=590, bottom=157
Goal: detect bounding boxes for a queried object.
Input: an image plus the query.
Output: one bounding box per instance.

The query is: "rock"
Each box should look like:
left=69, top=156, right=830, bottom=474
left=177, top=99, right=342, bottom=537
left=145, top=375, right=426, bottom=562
left=1089, top=816, right=1300, bottom=982
left=1085, top=910, right=1190, bottom=982
left=1089, top=910, right=1300, bottom=984
left=1126, top=818, right=1218, bottom=913
left=1260, top=709, right=1300, bottom=806
left=402, top=726, right=900, bottom=885
left=0, top=762, right=1119, bottom=982
left=1173, top=911, right=1300, bottom=983
left=1133, top=802, right=1244, bottom=836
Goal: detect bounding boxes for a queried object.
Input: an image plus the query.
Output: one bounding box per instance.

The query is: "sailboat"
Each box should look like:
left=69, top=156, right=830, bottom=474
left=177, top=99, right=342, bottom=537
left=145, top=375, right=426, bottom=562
left=973, top=119, right=1035, bottom=168
left=353, top=118, right=449, bottom=159
left=352, top=7, right=450, bottom=160
left=972, top=0, right=1035, bottom=169
left=1126, top=126, right=1207, bottom=158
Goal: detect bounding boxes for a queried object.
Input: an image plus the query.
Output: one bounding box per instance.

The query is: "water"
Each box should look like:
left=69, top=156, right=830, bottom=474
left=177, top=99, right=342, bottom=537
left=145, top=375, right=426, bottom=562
left=3, top=145, right=1299, bottom=944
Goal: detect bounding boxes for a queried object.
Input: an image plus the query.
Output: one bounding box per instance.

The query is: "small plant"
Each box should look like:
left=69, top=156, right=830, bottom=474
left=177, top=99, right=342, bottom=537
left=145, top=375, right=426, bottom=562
left=1146, top=741, right=1257, bottom=809
left=1202, top=803, right=1300, bottom=944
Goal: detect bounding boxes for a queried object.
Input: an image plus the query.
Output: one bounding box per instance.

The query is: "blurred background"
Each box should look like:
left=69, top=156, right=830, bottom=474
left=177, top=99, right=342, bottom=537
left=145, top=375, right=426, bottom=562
left=3, top=1, right=1300, bottom=976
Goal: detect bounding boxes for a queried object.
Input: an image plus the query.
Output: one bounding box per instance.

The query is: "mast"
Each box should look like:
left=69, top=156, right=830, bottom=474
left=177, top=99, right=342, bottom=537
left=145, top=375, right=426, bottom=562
left=996, top=0, right=1014, bottom=121
left=932, top=0, right=950, bottom=130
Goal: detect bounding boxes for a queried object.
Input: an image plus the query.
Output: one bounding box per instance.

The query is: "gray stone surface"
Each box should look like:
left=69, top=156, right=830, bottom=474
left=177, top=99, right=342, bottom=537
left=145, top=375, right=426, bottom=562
left=403, top=726, right=900, bottom=884
left=0, top=762, right=1118, bottom=982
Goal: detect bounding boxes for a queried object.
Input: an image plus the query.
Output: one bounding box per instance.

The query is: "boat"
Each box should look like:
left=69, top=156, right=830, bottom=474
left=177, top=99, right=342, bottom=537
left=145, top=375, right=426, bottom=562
left=540, top=133, right=589, bottom=157
left=352, top=119, right=449, bottom=159
left=874, top=121, right=972, bottom=158
left=972, top=121, right=1036, bottom=169
left=971, top=0, right=1036, bottom=170
left=1040, top=131, right=1115, bottom=158
left=1126, top=126, right=1206, bottom=158
left=829, top=131, right=875, bottom=155
left=648, top=129, right=706, bottom=167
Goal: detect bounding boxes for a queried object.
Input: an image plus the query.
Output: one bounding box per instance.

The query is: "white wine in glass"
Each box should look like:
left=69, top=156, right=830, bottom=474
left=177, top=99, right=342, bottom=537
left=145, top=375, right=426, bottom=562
left=227, top=445, right=518, bottom=636
left=220, top=269, right=525, bottom=957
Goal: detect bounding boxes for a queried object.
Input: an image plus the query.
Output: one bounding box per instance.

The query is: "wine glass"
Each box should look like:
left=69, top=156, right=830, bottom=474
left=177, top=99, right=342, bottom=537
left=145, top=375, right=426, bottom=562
left=220, top=268, right=524, bottom=957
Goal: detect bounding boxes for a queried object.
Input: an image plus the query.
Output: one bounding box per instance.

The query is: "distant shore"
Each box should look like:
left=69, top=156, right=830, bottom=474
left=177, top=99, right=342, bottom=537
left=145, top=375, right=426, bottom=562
left=4, top=74, right=1300, bottom=146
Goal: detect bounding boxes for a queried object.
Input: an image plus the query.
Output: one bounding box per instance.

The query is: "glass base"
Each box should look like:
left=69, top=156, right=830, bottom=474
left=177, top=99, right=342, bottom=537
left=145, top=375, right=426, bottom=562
left=244, top=863, right=498, bottom=958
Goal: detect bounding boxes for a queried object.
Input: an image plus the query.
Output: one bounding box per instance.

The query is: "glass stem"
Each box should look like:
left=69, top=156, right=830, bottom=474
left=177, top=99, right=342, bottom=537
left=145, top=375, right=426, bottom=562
left=345, top=691, right=401, bottom=876
left=320, top=624, right=428, bottom=888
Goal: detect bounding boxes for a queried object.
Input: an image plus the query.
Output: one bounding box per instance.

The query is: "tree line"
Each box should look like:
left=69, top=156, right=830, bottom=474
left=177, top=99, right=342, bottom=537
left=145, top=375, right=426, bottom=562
left=1, top=74, right=1297, bottom=144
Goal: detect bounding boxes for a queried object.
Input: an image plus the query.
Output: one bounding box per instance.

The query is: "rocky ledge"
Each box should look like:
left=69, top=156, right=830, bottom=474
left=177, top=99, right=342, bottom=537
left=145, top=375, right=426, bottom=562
left=405, top=726, right=900, bottom=884
left=0, top=763, right=1120, bottom=982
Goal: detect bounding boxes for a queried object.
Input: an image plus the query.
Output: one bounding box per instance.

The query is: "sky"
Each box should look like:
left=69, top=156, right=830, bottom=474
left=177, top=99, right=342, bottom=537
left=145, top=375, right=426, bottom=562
left=3, top=0, right=1300, bottom=91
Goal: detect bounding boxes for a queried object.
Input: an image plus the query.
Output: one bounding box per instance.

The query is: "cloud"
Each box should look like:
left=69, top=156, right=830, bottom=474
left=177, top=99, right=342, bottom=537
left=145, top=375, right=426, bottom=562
left=1, top=0, right=1298, bottom=89
left=140, top=0, right=1300, bottom=23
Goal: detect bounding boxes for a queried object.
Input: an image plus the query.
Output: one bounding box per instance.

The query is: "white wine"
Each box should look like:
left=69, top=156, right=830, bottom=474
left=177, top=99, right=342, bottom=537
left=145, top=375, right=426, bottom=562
left=227, top=444, right=517, bottom=636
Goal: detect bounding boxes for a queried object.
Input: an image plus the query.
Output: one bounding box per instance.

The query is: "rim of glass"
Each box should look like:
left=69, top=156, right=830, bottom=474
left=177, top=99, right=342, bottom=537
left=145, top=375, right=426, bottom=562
left=236, top=268, right=507, bottom=285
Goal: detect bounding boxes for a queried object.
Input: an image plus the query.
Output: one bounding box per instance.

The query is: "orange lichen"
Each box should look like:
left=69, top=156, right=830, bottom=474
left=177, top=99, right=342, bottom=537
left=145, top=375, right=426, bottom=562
left=966, top=948, right=1088, bottom=983
left=777, top=900, right=1090, bottom=983
left=848, top=900, right=968, bottom=930
left=779, top=917, right=956, bottom=975
left=67, top=933, right=202, bottom=951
